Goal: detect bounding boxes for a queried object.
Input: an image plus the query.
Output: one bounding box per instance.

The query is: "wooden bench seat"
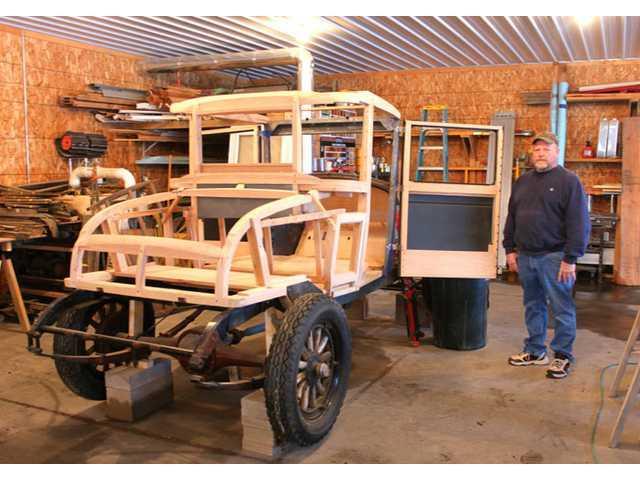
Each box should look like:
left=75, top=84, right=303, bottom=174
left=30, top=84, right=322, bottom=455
left=113, top=263, right=306, bottom=291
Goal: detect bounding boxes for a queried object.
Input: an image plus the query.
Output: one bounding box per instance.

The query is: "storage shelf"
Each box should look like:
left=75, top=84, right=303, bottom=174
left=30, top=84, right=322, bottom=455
left=565, top=158, right=622, bottom=164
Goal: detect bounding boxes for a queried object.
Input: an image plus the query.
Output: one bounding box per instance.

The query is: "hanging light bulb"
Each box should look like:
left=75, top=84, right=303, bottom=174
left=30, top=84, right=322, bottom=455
left=575, top=16, right=595, bottom=26
left=268, top=17, right=333, bottom=45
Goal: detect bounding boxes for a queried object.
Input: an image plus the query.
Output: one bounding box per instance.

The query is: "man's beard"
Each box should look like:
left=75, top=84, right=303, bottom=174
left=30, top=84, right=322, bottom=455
left=534, top=161, right=552, bottom=172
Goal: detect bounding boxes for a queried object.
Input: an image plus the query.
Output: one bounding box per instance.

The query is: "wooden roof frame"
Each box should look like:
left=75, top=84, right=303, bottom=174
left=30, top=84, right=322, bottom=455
left=170, top=90, right=401, bottom=119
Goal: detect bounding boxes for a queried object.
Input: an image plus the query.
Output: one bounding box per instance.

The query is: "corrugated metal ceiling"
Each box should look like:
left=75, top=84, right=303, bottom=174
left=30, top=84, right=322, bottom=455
left=0, top=16, right=638, bottom=79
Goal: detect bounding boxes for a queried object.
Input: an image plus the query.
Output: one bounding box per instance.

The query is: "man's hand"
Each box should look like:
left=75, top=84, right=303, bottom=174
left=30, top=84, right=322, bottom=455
left=557, top=261, right=576, bottom=283
left=506, top=252, right=518, bottom=273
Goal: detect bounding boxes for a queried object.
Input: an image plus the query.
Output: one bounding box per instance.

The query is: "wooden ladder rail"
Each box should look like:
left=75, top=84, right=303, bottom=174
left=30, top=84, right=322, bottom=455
left=608, top=309, right=640, bottom=448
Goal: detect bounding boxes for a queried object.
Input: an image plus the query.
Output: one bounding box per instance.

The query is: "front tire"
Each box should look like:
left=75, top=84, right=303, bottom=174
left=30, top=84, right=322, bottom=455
left=264, top=293, right=352, bottom=446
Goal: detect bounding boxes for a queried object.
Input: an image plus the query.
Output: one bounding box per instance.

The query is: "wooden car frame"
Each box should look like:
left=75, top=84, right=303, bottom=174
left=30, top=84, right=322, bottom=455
left=27, top=90, right=503, bottom=447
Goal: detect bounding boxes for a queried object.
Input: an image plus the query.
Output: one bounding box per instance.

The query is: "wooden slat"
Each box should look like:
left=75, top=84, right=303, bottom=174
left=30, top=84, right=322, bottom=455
left=247, top=218, right=270, bottom=286
left=261, top=209, right=344, bottom=228
left=181, top=188, right=296, bottom=199
left=614, top=118, right=640, bottom=285
left=78, top=234, right=221, bottom=261
left=189, top=113, right=202, bottom=174
left=113, top=263, right=307, bottom=291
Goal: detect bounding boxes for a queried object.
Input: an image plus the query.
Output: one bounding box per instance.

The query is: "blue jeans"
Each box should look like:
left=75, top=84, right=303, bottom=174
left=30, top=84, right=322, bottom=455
left=517, top=251, right=576, bottom=362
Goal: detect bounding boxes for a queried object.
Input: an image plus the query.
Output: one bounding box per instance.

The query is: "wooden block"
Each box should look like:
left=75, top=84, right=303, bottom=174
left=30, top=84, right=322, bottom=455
left=240, top=389, right=283, bottom=459
left=105, top=358, right=173, bottom=422
left=345, top=296, right=369, bottom=321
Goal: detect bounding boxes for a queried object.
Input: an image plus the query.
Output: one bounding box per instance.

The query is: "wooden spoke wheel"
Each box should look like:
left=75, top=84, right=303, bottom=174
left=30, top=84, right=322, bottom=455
left=264, top=293, right=352, bottom=446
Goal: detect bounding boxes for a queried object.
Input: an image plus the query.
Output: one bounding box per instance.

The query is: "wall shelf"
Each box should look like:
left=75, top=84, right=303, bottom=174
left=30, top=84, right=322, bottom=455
left=565, top=158, right=622, bottom=164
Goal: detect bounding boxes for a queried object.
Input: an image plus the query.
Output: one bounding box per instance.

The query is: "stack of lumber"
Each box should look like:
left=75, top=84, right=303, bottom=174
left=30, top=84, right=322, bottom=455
left=240, top=389, right=281, bottom=458
left=61, top=82, right=267, bottom=143
left=592, top=183, right=622, bottom=194
left=0, top=181, right=80, bottom=240
left=60, top=83, right=212, bottom=114
left=578, top=81, right=640, bottom=93
left=60, top=83, right=147, bottom=112
left=59, top=93, right=139, bottom=112
left=521, top=82, right=640, bottom=105
left=147, top=86, right=221, bottom=109
left=521, top=91, right=551, bottom=105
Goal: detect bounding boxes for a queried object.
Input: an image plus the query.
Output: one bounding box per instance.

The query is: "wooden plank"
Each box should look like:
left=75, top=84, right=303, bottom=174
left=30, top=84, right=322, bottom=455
left=260, top=209, right=344, bottom=228
left=609, top=310, right=640, bottom=398
left=263, top=226, right=274, bottom=272
left=401, top=249, right=497, bottom=279
left=77, top=234, right=221, bottom=262
left=217, top=217, right=227, bottom=244
left=614, top=118, right=640, bottom=285
left=313, top=221, right=324, bottom=278
left=247, top=218, right=270, bottom=287
left=403, top=179, right=499, bottom=196
left=128, top=300, right=145, bottom=337
left=264, top=308, right=278, bottom=354
left=567, top=93, right=640, bottom=103
left=291, top=97, right=303, bottom=173
left=324, top=221, right=341, bottom=292
left=189, top=113, right=203, bottom=174
left=0, top=250, right=30, bottom=332
left=200, top=163, right=295, bottom=174
left=104, top=219, right=128, bottom=272
left=181, top=188, right=296, bottom=199
left=69, top=271, right=297, bottom=309
left=337, top=212, right=367, bottom=225
left=202, top=125, right=260, bottom=135
left=609, top=362, right=640, bottom=448
left=232, top=255, right=352, bottom=277
left=350, top=104, right=374, bottom=283
left=134, top=252, right=148, bottom=294
left=170, top=91, right=401, bottom=119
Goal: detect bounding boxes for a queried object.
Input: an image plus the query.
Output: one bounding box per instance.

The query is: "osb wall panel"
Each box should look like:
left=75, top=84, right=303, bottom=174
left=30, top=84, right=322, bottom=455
left=0, top=30, right=26, bottom=186
left=0, top=27, right=155, bottom=187
left=0, top=25, right=248, bottom=188
left=316, top=59, right=640, bottom=189
left=23, top=34, right=152, bottom=185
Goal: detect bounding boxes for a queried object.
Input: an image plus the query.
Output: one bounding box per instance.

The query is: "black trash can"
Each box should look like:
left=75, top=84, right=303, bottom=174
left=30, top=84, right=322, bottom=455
left=425, top=277, right=489, bottom=350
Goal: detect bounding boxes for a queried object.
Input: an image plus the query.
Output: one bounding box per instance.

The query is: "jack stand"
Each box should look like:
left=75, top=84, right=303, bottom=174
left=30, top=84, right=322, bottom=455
left=397, top=278, right=424, bottom=347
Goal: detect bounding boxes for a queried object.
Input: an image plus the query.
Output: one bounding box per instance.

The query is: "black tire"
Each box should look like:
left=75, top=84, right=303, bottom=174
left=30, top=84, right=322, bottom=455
left=264, top=293, right=352, bottom=446
left=53, top=298, right=154, bottom=401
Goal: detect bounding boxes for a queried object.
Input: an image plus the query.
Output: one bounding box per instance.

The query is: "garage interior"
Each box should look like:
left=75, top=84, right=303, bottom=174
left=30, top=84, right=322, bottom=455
left=0, top=16, right=639, bottom=464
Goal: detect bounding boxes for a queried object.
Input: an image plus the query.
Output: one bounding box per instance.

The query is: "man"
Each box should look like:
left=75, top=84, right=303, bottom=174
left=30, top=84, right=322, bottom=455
left=503, top=132, right=590, bottom=379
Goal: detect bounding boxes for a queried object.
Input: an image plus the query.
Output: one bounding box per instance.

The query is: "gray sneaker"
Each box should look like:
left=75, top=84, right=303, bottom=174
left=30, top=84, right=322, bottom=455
left=546, top=357, right=571, bottom=379
left=508, top=351, right=550, bottom=366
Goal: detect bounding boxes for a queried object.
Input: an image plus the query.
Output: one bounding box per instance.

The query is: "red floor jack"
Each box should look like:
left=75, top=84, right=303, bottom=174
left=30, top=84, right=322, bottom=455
left=399, top=278, right=426, bottom=347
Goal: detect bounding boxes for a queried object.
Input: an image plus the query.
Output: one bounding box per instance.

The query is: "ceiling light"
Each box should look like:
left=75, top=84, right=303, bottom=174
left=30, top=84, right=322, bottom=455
left=267, top=16, right=333, bottom=45
left=575, top=16, right=595, bottom=26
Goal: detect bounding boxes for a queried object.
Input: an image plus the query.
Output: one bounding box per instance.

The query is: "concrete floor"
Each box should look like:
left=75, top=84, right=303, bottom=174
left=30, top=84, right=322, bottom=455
left=1, top=280, right=639, bottom=463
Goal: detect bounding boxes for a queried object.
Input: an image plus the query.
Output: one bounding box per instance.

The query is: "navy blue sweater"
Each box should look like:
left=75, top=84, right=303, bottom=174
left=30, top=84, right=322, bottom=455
left=503, top=166, right=591, bottom=264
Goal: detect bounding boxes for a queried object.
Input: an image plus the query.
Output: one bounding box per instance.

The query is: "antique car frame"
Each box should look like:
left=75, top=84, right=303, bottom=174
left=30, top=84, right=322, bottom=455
left=27, top=91, right=404, bottom=446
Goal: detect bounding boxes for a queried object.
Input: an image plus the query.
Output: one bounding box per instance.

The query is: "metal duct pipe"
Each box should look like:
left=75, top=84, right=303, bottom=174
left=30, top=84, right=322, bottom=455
left=295, top=48, right=314, bottom=91
left=550, top=81, right=558, bottom=135
left=140, top=47, right=314, bottom=91
left=557, top=81, right=569, bottom=166
left=69, top=166, right=136, bottom=189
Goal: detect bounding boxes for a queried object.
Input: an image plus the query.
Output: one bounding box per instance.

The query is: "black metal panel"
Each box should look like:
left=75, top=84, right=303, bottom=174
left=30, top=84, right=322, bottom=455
left=407, top=194, right=493, bottom=251
left=196, top=184, right=293, bottom=220
left=197, top=197, right=273, bottom=219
